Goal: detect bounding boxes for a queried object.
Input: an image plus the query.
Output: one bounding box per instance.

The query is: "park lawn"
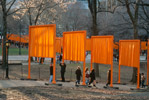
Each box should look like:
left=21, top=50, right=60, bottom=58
left=0, top=47, right=28, bottom=55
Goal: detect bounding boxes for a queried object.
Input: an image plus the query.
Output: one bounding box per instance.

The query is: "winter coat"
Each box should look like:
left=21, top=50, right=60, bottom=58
left=76, top=69, right=82, bottom=80
left=60, top=63, right=66, bottom=72
left=50, top=66, right=53, bottom=75
left=90, top=70, right=95, bottom=80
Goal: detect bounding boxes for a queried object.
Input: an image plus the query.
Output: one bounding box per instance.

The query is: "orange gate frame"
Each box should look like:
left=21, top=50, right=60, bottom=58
left=28, top=24, right=56, bottom=84
left=91, top=36, right=114, bottom=87
left=118, top=40, right=140, bottom=89
left=62, top=31, right=86, bottom=85
left=147, top=40, right=149, bottom=86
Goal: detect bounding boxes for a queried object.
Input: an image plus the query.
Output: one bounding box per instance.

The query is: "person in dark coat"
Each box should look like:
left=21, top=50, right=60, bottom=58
left=89, top=69, right=96, bottom=87
left=51, top=58, right=53, bottom=64
left=60, top=62, right=66, bottom=82
left=59, top=54, right=62, bottom=63
left=49, top=63, right=53, bottom=83
left=75, top=66, right=82, bottom=85
left=106, top=69, right=111, bottom=86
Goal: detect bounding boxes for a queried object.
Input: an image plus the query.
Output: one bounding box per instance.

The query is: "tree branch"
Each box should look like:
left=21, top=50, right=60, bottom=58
left=6, top=0, right=16, bottom=13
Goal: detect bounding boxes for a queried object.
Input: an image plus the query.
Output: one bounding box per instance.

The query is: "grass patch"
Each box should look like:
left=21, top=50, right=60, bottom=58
left=0, top=47, right=28, bottom=55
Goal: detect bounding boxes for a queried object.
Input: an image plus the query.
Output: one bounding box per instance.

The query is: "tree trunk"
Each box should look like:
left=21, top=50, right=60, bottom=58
left=28, top=8, right=32, bottom=25
left=125, top=0, right=141, bottom=83
left=88, top=0, right=100, bottom=77
left=2, top=14, right=7, bottom=70
left=92, top=3, right=100, bottom=77
left=131, top=23, right=138, bottom=83
left=92, top=16, right=100, bottom=77
left=2, top=0, right=7, bottom=71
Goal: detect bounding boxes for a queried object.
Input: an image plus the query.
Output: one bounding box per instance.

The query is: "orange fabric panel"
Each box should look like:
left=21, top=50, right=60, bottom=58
left=63, top=31, right=86, bottom=61
left=113, top=42, right=119, bottom=49
left=119, top=40, right=140, bottom=68
left=60, top=37, right=63, bottom=47
left=29, top=24, right=56, bottom=58
left=7, top=34, right=29, bottom=43
left=91, top=36, right=113, bottom=64
left=55, top=37, right=62, bottom=53
left=141, top=41, right=147, bottom=50
left=86, top=39, right=91, bottom=51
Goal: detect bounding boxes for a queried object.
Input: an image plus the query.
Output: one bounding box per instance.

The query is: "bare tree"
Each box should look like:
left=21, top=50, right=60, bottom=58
left=139, top=0, right=149, bottom=37
left=117, top=0, right=141, bottom=83
left=0, top=0, right=21, bottom=78
left=87, top=0, right=118, bottom=77
left=15, top=0, right=67, bottom=26
left=60, top=2, right=90, bottom=31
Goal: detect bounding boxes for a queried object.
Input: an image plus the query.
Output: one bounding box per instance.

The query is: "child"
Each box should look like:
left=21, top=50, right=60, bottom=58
left=75, top=66, right=82, bottom=85
left=85, top=67, right=90, bottom=85
left=49, top=63, right=53, bottom=83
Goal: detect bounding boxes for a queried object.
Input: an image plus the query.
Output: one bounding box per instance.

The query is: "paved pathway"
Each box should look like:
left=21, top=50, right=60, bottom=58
left=0, top=80, right=146, bottom=91
left=0, top=80, right=46, bottom=88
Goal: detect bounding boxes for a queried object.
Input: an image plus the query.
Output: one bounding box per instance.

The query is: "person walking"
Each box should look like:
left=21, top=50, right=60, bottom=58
left=49, top=63, right=53, bottom=83
left=60, top=62, right=66, bottom=82
left=106, top=69, right=111, bottom=86
left=141, top=73, right=145, bottom=88
left=59, top=54, right=62, bottom=63
left=75, top=66, right=82, bottom=85
left=89, top=69, right=96, bottom=87
left=85, top=67, right=90, bottom=85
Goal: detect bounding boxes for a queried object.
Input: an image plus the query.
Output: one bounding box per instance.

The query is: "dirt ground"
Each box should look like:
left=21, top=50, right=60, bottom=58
left=0, top=61, right=148, bottom=100
left=0, top=85, right=149, bottom=100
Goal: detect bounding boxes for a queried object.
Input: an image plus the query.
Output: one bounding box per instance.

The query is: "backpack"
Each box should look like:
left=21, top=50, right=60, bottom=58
left=86, top=74, right=89, bottom=78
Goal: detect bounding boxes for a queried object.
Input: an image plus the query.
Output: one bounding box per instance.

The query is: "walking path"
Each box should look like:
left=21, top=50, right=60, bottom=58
left=0, top=80, right=147, bottom=91
left=0, top=80, right=46, bottom=88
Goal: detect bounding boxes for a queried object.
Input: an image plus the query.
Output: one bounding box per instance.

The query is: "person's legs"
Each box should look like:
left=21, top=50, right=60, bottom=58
left=87, top=79, right=89, bottom=84
left=61, top=72, right=63, bottom=81
left=49, top=75, right=53, bottom=83
left=63, top=72, right=65, bottom=82
left=93, top=80, right=96, bottom=87
left=86, top=79, right=89, bottom=85
left=106, top=80, right=110, bottom=86
left=89, top=78, right=93, bottom=85
left=78, top=80, right=80, bottom=84
left=142, top=80, right=144, bottom=88
left=61, top=72, right=65, bottom=82
left=85, top=80, right=88, bottom=85
left=142, top=80, right=145, bottom=88
left=76, top=80, right=79, bottom=85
